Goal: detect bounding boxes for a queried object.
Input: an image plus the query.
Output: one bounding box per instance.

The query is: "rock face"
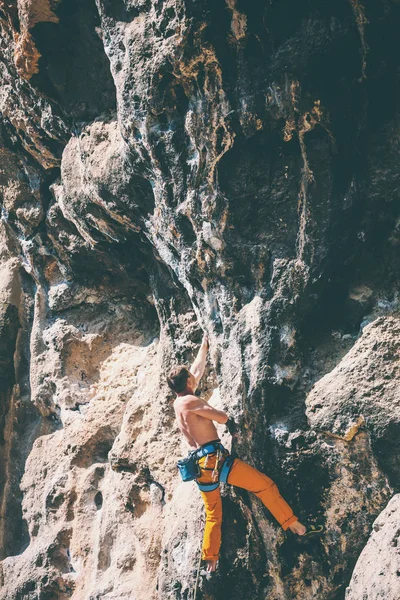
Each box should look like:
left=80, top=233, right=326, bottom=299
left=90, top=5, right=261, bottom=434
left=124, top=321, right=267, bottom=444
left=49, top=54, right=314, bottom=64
left=345, top=494, right=400, bottom=600
left=0, top=1, right=400, bottom=599
left=306, top=315, right=400, bottom=484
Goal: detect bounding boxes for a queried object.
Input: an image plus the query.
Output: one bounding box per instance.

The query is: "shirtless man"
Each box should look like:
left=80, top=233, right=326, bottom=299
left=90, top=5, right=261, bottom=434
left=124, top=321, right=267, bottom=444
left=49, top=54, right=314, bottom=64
left=169, top=333, right=322, bottom=573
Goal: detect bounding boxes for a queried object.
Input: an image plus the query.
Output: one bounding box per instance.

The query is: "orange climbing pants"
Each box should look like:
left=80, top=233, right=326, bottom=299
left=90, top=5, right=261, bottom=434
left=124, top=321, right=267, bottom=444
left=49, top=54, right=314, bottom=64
left=197, top=453, right=298, bottom=561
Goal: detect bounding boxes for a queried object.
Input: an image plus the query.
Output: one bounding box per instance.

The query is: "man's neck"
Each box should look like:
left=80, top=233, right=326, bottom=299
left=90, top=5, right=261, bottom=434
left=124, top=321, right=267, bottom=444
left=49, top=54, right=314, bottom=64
left=176, top=387, right=195, bottom=397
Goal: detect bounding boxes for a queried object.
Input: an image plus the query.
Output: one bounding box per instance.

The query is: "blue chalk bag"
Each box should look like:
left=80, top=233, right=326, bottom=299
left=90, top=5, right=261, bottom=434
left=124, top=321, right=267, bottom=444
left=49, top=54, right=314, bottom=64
left=177, top=451, right=200, bottom=482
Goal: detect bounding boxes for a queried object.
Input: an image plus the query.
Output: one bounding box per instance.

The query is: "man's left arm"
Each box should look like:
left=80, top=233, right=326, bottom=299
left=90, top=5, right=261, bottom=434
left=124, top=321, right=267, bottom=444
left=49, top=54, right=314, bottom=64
left=190, top=333, right=208, bottom=390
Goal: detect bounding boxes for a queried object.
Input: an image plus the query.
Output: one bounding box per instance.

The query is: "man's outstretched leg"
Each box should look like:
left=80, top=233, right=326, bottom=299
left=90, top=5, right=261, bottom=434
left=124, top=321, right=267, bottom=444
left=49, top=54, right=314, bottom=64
left=199, top=487, right=222, bottom=573
left=227, top=458, right=307, bottom=534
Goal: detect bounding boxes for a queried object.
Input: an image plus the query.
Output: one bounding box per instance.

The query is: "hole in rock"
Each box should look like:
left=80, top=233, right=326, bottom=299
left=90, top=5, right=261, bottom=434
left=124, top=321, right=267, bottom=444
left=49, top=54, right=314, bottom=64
left=20, top=581, right=36, bottom=595
left=176, top=213, right=196, bottom=246
left=48, top=529, right=73, bottom=573
left=71, top=433, right=114, bottom=468
left=49, top=548, right=70, bottom=573
left=125, top=485, right=149, bottom=518
left=101, top=0, right=139, bottom=22
left=94, top=491, right=103, bottom=510
left=30, top=0, right=116, bottom=119
left=45, top=490, right=65, bottom=512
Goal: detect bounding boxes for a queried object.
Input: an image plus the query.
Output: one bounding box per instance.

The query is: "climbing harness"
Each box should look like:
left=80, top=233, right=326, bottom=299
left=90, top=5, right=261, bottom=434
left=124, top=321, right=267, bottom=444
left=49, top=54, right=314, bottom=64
left=211, top=449, right=222, bottom=481
left=196, top=453, right=235, bottom=491
left=177, top=440, right=235, bottom=489
left=194, top=441, right=235, bottom=492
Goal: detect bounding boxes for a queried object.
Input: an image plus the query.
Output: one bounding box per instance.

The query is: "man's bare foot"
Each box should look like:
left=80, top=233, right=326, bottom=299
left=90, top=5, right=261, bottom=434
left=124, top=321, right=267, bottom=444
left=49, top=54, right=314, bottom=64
left=288, top=520, right=307, bottom=536
left=205, top=559, right=218, bottom=572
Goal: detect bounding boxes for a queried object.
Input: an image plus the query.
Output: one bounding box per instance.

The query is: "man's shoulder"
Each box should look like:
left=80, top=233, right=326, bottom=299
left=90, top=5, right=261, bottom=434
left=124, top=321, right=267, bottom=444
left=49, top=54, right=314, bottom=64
left=180, top=393, right=199, bottom=402
left=176, top=394, right=202, bottom=406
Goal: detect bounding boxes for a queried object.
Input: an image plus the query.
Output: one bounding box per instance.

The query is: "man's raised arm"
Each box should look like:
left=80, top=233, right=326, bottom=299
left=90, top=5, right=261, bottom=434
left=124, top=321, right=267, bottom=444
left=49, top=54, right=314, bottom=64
left=190, top=333, right=209, bottom=389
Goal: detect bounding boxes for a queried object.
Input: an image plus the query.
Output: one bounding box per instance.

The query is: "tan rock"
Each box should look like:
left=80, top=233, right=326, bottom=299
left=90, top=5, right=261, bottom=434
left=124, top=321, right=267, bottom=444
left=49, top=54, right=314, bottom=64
left=14, top=29, right=41, bottom=79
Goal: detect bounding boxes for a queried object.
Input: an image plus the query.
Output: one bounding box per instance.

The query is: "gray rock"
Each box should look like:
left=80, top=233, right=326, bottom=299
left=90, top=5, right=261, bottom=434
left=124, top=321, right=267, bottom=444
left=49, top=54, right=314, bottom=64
left=346, top=494, right=400, bottom=600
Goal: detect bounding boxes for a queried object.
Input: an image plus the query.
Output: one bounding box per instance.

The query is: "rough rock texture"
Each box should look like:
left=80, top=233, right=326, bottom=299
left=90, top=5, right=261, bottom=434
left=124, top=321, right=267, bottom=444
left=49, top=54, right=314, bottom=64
left=306, top=315, right=400, bottom=484
left=345, top=494, right=400, bottom=600
left=0, top=0, right=400, bottom=599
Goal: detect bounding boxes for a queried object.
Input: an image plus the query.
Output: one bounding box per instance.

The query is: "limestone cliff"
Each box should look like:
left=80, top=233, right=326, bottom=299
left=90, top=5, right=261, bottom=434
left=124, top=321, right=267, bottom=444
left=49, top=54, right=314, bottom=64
left=0, top=1, right=400, bottom=599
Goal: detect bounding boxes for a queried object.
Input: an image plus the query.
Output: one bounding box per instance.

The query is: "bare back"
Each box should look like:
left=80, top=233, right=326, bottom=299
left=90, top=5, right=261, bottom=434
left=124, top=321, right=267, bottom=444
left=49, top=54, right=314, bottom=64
left=174, top=395, right=220, bottom=449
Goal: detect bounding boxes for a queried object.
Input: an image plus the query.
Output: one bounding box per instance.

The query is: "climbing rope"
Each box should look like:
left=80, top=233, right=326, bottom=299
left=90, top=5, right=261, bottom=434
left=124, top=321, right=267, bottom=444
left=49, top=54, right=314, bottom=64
left=192, top=545, right=202, bottom=600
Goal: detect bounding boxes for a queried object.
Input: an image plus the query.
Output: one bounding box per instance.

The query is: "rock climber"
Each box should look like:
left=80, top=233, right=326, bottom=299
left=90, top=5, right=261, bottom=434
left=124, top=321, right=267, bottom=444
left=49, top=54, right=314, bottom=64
left=168, top=333, right=324, bottom=573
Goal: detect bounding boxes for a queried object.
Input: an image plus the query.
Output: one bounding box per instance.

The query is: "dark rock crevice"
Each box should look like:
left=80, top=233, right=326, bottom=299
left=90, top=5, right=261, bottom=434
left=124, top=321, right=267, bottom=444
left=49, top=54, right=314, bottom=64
left=0, top=267, right=50, bottom=560
left=30, top=0, right=117, bottom=121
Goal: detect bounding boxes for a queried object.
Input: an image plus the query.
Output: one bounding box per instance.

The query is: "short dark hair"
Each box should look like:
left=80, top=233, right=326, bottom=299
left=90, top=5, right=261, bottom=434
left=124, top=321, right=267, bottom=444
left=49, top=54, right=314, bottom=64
left=167, top=365, right=191, bottom=393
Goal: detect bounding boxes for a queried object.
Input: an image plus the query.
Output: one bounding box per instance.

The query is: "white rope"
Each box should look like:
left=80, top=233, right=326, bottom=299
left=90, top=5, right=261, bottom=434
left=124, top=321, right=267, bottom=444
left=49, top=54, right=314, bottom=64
left=193, top=545, right=203, bottom=600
